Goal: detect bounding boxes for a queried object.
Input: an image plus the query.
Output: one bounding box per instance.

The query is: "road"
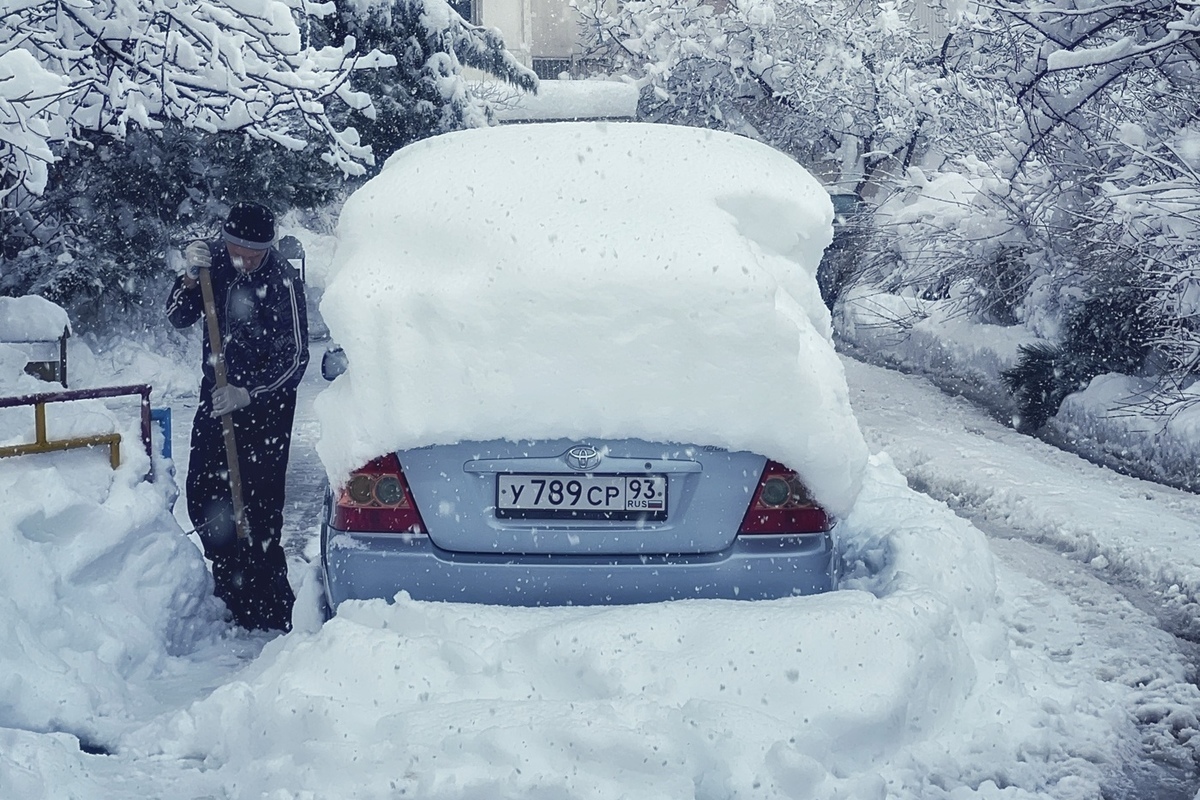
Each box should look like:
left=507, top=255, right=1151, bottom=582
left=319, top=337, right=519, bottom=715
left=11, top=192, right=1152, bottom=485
left=842, top=355, right=1200, bottom=798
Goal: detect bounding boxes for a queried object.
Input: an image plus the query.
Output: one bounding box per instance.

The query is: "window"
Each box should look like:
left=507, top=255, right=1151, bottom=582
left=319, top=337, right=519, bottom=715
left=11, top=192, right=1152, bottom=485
left=449, top=0, right=477, bottom=24
left=532, top=57, right=573, bottom=80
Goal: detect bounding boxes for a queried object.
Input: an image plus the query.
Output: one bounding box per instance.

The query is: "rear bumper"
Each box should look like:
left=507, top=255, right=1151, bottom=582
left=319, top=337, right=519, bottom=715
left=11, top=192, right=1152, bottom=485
left=321, top=525, right=839, bottom=608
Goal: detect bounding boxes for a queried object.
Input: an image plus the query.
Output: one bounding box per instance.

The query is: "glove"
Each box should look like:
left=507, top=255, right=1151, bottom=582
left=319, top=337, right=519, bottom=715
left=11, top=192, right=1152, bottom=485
left=183, top=241, right=211, bottom=281
left=211, top=384, right=251, bottom=417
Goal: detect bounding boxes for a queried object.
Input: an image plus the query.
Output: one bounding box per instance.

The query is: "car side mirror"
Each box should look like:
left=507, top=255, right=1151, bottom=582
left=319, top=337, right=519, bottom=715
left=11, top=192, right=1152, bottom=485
left=321, top=346, right=348, bottom=381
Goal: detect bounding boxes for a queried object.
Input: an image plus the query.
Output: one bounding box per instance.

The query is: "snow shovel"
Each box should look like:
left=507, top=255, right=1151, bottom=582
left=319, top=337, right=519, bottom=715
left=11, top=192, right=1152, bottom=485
left=197, top=263, right=250, bottom=542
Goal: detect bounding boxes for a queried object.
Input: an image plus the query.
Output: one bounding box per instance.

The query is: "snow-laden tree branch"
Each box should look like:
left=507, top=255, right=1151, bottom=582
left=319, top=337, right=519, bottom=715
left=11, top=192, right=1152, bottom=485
left=575, top=0, right=942, bottom=192
left=892, top=0, right=1200, bottom=417
left=0, top=49, right=71, bottom=197
left=0, top=0, right=396, bottom=188
left=963, top=0, right=1200, bottom=170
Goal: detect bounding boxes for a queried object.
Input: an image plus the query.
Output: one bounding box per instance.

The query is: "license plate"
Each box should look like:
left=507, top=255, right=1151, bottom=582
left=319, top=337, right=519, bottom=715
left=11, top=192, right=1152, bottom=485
left=496, top=473, right=668, bottom=520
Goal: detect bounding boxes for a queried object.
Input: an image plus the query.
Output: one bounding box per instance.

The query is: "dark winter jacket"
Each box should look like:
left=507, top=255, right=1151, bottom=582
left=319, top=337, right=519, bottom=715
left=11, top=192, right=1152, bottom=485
left=167, top=242, right=309, bottom=396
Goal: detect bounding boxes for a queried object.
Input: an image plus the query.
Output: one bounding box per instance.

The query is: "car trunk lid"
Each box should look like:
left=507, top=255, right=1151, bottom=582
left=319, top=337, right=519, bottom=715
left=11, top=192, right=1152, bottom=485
left=397, top=438, right=765, bottom=556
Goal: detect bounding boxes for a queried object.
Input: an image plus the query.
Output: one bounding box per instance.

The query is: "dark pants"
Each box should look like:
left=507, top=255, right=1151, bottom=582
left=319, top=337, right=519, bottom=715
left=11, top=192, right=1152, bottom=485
left=187, top=382, right=297, bottom=631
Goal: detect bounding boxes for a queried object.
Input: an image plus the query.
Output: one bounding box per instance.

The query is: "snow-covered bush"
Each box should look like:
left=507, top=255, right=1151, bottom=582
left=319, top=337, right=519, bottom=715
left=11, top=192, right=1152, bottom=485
left=1002, top=284, right=1153, bottom=432
left=1086, top=126, right=1200, bottom=413
left=858, top=0, right=1200, bottom=415
left=864, top=163, right=1036, bottom=325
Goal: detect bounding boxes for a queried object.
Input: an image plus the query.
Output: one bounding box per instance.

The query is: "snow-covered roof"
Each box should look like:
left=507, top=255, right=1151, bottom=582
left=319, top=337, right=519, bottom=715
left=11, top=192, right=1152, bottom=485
left=316, top=121, right=867, bottom=516
left=485, top=79, right=639, bottom=122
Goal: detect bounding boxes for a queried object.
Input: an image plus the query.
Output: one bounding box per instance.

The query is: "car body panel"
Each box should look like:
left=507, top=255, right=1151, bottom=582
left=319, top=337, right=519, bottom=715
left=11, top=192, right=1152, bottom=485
left=320, top=438, right=840, bottom=608
left=399, top=438, right=764, bottom=556
left=322, top=525, right=839, bottom=608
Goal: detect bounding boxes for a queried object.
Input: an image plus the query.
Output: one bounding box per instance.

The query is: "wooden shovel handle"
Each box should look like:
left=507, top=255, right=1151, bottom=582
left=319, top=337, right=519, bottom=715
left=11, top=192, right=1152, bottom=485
left=197, top=261, right=250, bottom=541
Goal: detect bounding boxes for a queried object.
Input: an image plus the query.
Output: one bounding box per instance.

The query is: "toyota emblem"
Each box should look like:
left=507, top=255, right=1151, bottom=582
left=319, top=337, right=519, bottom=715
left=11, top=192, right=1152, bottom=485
left=565, top=444, right=601, bottom=471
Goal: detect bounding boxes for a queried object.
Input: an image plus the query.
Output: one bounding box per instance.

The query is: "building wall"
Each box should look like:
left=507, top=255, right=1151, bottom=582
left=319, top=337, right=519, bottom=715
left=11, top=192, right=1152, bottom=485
left=480, top=0, right=530, bottom=64
left=480, top=0, right=949, bottom=74
left=481, top=0, right=603, bottom=75
left=529, top=0, right=578, bottom=59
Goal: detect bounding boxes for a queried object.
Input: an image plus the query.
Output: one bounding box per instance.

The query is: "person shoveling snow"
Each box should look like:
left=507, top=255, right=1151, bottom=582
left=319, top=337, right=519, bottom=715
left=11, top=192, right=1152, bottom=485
left=167, top=201, right=310, bottom=632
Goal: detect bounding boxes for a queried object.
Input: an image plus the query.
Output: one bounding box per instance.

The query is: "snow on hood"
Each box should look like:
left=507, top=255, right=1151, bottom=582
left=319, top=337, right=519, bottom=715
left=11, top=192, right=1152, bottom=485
left=316, top=121, right=867, bottom=516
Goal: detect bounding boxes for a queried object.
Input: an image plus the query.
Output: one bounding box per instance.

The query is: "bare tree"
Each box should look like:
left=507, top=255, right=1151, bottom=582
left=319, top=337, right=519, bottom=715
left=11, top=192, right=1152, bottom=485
left=575, top=0, right=943, bottom=192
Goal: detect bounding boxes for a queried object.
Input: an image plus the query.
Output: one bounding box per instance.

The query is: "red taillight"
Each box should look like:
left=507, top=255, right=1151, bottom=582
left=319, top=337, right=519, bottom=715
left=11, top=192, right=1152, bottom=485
left=738, top=460, right=831, bottom=535
left=330, top=454, right=426, bottom=534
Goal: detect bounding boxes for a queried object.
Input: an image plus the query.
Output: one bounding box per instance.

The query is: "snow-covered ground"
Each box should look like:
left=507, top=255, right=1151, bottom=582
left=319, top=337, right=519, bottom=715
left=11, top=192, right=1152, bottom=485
left=0, top=320, right=1197, bottom=797
left=3, top=122, right=1200, bottom=797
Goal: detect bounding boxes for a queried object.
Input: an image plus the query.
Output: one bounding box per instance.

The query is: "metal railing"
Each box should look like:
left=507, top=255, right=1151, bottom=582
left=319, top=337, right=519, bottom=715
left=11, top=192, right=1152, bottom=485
left=0, top=384, right=152, bottom=471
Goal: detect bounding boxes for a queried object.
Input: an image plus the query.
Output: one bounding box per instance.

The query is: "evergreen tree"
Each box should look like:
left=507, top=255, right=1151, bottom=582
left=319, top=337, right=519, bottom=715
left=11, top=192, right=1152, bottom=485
left=1003, top=285, right=1154, bottom=432
left=1, top=125, right=346, bottom=332
left=1, top=0, right=536, bottom=333
left=328, top=0, right=536, bottom=165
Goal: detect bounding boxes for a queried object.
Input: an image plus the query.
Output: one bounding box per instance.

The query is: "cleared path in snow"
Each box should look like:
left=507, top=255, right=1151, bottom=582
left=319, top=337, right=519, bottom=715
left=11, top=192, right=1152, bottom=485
left=281, top=341, right=328, bottom=562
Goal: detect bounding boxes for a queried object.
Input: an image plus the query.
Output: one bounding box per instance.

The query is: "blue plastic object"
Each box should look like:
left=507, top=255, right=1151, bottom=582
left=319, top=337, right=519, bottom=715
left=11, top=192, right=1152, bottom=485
left=150, top=407, right=172, bottom=459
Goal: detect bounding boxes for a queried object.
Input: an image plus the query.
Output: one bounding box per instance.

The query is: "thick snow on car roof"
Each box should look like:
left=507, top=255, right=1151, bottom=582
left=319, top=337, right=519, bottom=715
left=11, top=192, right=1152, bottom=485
left=316, top=121, right=868, bottom=516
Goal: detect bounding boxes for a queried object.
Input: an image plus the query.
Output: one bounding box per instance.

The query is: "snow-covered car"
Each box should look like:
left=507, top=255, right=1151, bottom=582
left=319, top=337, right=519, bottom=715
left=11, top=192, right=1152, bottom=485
left=315, top=121, right=869, bottom=609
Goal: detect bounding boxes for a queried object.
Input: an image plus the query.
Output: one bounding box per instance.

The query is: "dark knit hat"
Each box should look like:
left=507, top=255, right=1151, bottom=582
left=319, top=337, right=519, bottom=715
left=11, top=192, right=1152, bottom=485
left=223, top=201, right=276, bottom=250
